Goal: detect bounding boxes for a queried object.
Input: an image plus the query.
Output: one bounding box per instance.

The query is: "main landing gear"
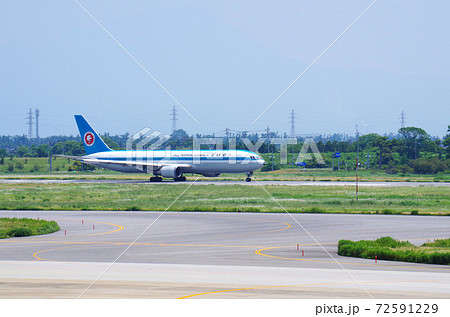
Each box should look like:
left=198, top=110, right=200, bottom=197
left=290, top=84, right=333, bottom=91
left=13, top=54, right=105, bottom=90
left=245, top=172, right=253, bottom=182
left=150, top=176, right=186, bottom=182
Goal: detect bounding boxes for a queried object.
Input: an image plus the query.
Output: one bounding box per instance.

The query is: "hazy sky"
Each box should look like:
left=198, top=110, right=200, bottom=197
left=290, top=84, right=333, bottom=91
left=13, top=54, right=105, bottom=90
left=1, top=1, right=449, bottom=138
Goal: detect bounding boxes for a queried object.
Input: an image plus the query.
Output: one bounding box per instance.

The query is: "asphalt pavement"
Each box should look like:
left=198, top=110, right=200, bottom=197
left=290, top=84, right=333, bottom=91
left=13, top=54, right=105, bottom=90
left=0, top=211, right=449, bottom=298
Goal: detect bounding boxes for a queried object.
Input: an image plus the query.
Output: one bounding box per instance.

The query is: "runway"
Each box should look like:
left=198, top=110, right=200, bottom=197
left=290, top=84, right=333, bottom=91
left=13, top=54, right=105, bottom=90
left=1, top=179, right=449, bottom=187
left=0, top=210, right=449, bottom=298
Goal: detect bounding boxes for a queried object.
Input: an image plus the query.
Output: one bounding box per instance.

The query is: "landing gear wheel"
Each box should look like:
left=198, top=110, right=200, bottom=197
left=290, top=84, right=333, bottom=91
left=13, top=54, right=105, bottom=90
left=150, top=176, right=163, bottom=182
left=245, top=177, right=251, bottom=182
left=174, top=176, right=186, bottom=182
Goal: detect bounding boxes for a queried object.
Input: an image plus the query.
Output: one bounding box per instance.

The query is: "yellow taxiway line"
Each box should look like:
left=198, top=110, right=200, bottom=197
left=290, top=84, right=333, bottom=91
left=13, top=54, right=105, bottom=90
left=178, top=280, right=437, bottom=299
left=255, top=245, right=450, bottom=271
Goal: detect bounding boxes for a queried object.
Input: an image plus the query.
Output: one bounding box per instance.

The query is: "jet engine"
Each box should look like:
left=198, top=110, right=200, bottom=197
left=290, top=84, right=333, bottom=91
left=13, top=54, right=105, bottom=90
left=159, top=165, right=183, bottom=178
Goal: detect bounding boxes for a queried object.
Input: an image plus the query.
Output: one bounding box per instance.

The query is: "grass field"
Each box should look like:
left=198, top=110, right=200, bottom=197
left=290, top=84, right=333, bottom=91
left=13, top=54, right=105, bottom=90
left=1, top=157, right=449, bottom=183
left=0, top=183, right=448, bottom=215
left=0, top=217, right=60, bottom=239
left=338, top=237, right=450, bottom=265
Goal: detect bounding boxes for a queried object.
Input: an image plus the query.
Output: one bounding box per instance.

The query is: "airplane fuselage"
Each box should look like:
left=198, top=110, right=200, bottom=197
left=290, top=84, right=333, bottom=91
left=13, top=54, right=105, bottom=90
left=70, top=115, right=265, bottom=181
left=84, top=149, right=265, bottom=176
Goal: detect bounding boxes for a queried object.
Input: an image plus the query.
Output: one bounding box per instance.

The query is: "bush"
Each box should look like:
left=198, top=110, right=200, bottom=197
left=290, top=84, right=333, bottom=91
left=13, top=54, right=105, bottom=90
left=8, top=227, right=32, bottom=237
left=30, top=164, right=40, bottom=172
left=422, top=238, right=450, bottom=248
left=375, top=236, right=412, bottom=248
left=338, top=236, right=450, bottom=265
left=0, top=218, right=60, bottom=239
left=307, top=207, right=325, bottom=213
left=35, top=221, right=60, bottom=234
left=126, top=206, right=141, bottom=211
left=261, top=162, right=280, bottom=171
left=391, top=164, right=413, bottom=174
left=409, top=158, right=448, bottom=174
left=70, top=161, right=95, bottom=171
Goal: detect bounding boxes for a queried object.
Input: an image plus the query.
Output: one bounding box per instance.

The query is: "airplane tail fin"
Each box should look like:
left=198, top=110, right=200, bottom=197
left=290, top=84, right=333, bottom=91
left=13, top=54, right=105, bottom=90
left=74, top=115, right=112, bottom=155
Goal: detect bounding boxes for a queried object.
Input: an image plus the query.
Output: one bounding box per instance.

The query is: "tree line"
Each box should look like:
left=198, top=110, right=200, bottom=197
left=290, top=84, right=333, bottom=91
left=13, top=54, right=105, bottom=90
left=0, top=126, right=449, bottom=174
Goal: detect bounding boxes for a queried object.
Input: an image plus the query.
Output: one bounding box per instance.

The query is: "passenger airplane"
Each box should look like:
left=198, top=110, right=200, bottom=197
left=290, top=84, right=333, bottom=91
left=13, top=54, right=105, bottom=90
left=59, top=115, right=265, bottom=182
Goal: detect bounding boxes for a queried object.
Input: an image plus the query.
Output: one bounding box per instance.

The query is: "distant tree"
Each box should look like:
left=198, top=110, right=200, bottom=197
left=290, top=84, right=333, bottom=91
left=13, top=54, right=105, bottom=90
left=63, top=141, right=85, bottom=156
left=102, top=137, right=121, bottom=150
left=0, top=148, right=7, bottom=164
left=372, top=136, right=389, bottom=169
left=433, top=139, right=443, bottom=159
left=443, top=125, right=450, bottom=158
left=34, top=144, right=49, bottom=157
left=359, top=133, right=380, bottom=150
left=51, top=142, right=65, bottom=155
left=324, top=141, right=333, bottom=152
left=399, top=127, right=431, bottom=159
left=16, top=146, right=31, bottom=157
left=167, top=129, right=192, bottom=149
left=316, top=141, right=324, bottom=152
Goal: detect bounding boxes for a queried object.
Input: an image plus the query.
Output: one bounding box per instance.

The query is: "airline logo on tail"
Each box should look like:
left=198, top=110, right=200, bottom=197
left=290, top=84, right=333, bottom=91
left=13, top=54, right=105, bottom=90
left=84, top=132, right=95, bottom=146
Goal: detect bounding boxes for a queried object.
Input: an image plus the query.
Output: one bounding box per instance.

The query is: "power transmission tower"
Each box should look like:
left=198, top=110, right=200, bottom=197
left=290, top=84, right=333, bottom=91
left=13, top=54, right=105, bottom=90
left=289, top=109, right=296, bottom=138
left=170, top=105, right=178, bottom=134
left=35, top=108, right=40, bottom=140
left=399, top=110, right=406, bottom=129
left=25, top=108, right=34, bottom=139
left=266, top=126, right=274, bottom=171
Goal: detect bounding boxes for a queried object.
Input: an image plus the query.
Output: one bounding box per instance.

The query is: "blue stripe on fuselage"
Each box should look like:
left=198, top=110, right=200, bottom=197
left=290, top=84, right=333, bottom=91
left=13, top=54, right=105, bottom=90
left=96, top=156, right=253, bottom=161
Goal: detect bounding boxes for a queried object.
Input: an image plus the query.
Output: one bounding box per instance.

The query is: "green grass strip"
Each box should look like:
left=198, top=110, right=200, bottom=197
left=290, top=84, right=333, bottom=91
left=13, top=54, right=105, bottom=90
left=338, top=237, right=450, bottom=265
left=0, top=183, right=448, bottom=215
left=0, top=217, right=60, bottom=239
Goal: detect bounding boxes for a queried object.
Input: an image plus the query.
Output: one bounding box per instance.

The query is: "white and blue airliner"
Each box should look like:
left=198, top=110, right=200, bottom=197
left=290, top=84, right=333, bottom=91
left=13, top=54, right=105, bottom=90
left=60, top=115, right=265, bottom=182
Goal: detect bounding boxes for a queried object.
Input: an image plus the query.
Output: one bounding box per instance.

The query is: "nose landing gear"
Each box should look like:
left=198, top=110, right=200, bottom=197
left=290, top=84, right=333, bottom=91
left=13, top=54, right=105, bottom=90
left=245, top=172, right=253, bottom=182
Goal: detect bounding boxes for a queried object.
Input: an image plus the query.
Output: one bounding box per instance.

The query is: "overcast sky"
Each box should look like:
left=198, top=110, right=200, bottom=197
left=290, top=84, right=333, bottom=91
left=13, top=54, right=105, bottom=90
left=1, top=1, right=449, bottom=138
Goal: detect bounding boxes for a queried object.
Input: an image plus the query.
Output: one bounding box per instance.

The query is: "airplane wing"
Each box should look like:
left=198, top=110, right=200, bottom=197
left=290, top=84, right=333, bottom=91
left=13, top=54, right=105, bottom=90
left=53, top=155, right=191, bottom=168
left=53, top=155, right=83, bottom=160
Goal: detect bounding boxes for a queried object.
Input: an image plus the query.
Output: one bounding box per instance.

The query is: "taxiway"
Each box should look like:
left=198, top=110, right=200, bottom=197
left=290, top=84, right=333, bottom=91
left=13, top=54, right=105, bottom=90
left=0, top=211, right=449, bottom=298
